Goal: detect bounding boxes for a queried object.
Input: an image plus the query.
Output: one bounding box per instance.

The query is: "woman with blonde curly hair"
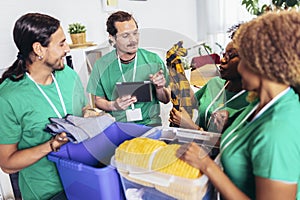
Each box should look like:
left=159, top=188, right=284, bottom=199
left=177, top=10, right=300, bottom=200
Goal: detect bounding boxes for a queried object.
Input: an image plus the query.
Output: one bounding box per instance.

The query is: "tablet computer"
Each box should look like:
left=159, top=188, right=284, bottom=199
left=116, top=81, right=153, bottom=102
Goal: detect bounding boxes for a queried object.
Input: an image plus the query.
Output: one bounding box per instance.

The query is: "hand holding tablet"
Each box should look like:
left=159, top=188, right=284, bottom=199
left=116, top=81, right=153, bottom=102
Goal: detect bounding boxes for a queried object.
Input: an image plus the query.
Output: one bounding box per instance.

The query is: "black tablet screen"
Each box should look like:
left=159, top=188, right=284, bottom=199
left=116, top=81, right=153, bottom=102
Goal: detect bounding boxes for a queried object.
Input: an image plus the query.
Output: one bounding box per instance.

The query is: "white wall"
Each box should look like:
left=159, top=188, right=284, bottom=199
left=0, top=0, right=198, bottom=75
left=118, top=0, right=198, bottom=40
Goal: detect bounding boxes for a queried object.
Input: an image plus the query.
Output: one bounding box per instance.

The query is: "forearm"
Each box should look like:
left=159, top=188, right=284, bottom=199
left=170, top=107, right=201, bottom=130
left=185, top=121, right=201, bottom=130
left=174, top=116, right=199, bottom=130
left=0, top=142, right=52, bottom=173
left=156, top=87, right=171, bottom=104
left=201, top=157, right=250, bottom=200
left=1, top=168, right=19, bottom=174
left=94, top=96, right=116, bottom=111
left=190, top=89, right=198, bottom=109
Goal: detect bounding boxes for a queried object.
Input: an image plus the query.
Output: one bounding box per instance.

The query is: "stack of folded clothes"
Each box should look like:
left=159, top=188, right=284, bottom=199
left=45, top=114, right=115, bottom=143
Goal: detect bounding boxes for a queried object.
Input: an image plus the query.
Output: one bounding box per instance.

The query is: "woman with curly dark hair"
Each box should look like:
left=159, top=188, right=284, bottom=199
left=177, top=11, right=300, bottom=200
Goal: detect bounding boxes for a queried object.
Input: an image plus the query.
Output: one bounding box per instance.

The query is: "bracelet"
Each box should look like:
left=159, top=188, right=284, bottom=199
left=49, top=138, right=60, bottom=152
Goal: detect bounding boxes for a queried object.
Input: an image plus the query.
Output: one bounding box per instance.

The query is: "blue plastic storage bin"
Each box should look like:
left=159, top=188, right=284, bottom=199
left=48, top=122, right=153, bottom=200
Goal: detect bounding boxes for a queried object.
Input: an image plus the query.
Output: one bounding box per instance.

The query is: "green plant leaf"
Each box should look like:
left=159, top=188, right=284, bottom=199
left=272, top=0, right=284, bottom=7
left=242, top=0, right=300, bottom=16
left=215, top=42, right=224, bottom=55
left=242, top=0, right=260, bottom=15
left=68, top=23, right=86, bottom=34
left=286, top=0, right=298, bottom=7
left=198, top=43, right=212, bottom=56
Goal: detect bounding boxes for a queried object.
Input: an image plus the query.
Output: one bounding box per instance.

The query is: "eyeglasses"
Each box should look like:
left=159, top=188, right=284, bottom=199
left=115, top=29, right=139, bottom=40
left=222, top=50, right=239, bottom=61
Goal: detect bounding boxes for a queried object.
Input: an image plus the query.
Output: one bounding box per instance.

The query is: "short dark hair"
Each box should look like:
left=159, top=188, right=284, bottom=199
left=106, top=11, right=138, bottom=36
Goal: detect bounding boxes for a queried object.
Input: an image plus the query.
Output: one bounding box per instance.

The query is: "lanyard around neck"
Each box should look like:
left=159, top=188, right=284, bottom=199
left=220, top=86, right=290, bottom=155
left=26, top=72, right=67, bottom=118
left=220, top=103, right=258, bottom=155
left=206, top=89, right=246, bottom=128
left=204, top=81, right=229, bottom=126
left=117, top=53, right=137, bottom=82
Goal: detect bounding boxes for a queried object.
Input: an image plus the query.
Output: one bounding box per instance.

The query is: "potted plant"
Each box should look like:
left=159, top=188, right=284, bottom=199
left=242, top=0, right=300, bottom=16
left=68, top=23, right=87, bottom=44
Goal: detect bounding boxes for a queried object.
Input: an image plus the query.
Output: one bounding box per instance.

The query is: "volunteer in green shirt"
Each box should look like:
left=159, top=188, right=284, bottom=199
left=0, top=13, right=87, bottom=199
left=176, top=11, right=300, bottom=200
left=87, top=11, right=170, bottom=126
left=169, top=40, right=249, bottom=133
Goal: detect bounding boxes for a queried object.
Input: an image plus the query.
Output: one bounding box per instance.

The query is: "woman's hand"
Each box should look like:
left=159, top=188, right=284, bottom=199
left=176, top=142, right=211, bottom=171
left=209, top=110, right=229, bottom=132
left=169, top=107, right=199, bottom=129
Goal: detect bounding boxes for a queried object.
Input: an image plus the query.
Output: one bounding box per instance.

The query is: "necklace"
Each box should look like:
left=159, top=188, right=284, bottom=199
left=120, top=55, right=136, bottom=64
left=117, top=53, right=137, bottom=82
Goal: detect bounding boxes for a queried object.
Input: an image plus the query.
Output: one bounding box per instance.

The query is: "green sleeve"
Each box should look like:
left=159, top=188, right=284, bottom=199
left=251, top=119, right=300, bottom=182
left=86, top=59, right=104, bottom=97
left=0, top=97, right=21, bottom=143
left=74, top=74, right=88, bottom=113
left=194, top=83, right=207, bottom=104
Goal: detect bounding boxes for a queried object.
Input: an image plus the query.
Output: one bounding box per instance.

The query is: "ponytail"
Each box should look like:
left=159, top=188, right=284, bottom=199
left=0, top=13, right=60, bottom=84
left=0, top=54, right=27, bottom=84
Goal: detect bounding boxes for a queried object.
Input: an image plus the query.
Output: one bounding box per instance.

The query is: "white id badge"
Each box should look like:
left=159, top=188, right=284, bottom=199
left=126, top=108, right=142, bottom=122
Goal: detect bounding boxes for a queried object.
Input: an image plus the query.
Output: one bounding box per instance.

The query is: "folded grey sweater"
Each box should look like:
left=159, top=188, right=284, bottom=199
left=45, top=114, right=115, bottom=143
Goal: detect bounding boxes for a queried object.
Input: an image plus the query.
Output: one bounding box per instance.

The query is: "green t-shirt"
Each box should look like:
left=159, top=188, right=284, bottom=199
left=194, top=77, right=249, bottom=132
left=0, top=65, right=87, bottom=199
left=221, top=89, right=300, bottom=199
left=87, top=48, right=169, bottom=126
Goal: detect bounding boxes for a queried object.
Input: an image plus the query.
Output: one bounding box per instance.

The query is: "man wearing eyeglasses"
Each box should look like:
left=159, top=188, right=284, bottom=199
left=87, top=11, right=170, bottom=126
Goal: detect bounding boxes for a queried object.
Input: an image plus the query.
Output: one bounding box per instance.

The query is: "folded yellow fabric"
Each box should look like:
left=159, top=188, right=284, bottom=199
left=116, top=137, right=166, bottom=169
left=115, top=138, right=201, bottom=179
left=152, top=144, right=201, bottom=179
